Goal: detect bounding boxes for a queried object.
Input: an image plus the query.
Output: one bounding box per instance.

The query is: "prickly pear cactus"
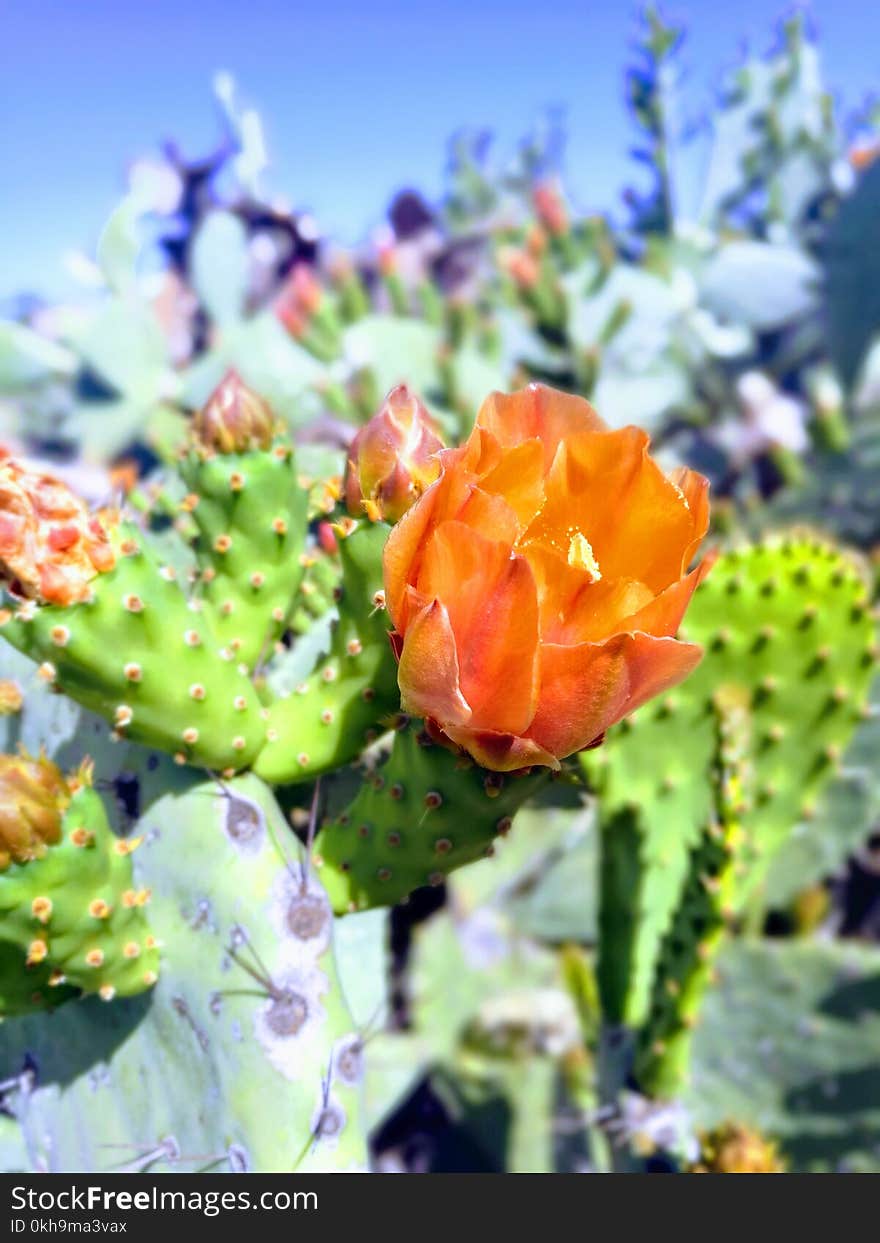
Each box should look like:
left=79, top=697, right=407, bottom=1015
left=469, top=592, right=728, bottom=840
left=632, top=688, right=746, bottom=1097
left=0, top=522, right=266, bottom=772
left=313, top=718, right=549, bottom=913
left=0, top=758, right=159, bottom=1015
left=0, top=774, right=367, bottom=1173
left=586, top=532, right=876, bottom=1094
left=178, top=374, right=309, bottom=672
left=255, top=520, right=400, bottom=785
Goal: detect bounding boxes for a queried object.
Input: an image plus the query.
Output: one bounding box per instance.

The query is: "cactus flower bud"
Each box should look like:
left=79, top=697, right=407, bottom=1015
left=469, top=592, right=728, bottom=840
left=192, top=370, right=277, bottom=455
left=692, top=1123, right=785, bottom=1174
left=276, top=264, right=323, bottom=340
left=344, top=385, right=445, bottom=524
left=0, top=452, right=116, bottom=606
left=533, top=182, right=569, bottom=236
left=499, top=246, right=541, bottom=291
left=0, top=753, right=69, bottom=871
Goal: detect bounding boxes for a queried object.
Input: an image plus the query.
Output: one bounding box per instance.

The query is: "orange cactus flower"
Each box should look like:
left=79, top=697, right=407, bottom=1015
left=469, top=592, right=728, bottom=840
left=344, top=385, right=445, bottom=524
left=0, top=452, right=117, bottom=607
left=384, top=384, right=712, bottom=771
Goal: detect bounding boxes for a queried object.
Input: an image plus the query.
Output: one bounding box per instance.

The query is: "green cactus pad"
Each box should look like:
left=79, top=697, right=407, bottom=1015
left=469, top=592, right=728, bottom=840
left=0, top=784, right=159, bottom=1015
left=679, top=534, right=875, bottom=888
left=290, top=541, right=342, bottom=635
left=254, top=520, right=400, bottom=785
left=0, top=523, right=266, bottom=772
left=179, top=440, right=309, bottom=671
left=588, top=533, right=876, bottom=1034
left=313, top=719, right=549, bottom=913
left=633, top=687, right=749, bottom=1097
left=0, top=775, right=366, bottom=1173
left=591, top=694, right=719, bottom=1029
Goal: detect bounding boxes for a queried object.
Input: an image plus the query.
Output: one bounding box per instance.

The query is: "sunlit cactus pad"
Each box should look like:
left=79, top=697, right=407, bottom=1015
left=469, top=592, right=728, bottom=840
left=587, top=533, right=876, bottom=1081
left=0, top=779, right=158, bottom=1016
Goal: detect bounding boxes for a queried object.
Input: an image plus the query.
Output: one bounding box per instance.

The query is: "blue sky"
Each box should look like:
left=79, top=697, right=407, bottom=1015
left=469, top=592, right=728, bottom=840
left=2, top=0, right=878, bottom=298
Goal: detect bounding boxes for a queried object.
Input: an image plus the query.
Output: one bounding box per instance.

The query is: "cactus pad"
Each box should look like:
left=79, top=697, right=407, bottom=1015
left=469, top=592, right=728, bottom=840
left=0, top=774, right=367, bottom=1173
left=179, top=438, right=309, bottom=672
left=588, top=533, right=876, bottom=1044
left=314, top=718, right=549, bottom=913
left=1, top=523, right=266, bottom=772
left=0, top=771, right=158, bottom=1015
left=255, top=519, right=400, bottom=784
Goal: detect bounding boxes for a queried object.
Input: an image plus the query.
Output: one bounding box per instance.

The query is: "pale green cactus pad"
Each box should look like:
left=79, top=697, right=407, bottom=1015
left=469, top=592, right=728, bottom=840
left=0, top=783, right=159, bottom=1015
left=585, top=533, right=876, bottom=1090
left=0, top=776, right=367, bottom=1173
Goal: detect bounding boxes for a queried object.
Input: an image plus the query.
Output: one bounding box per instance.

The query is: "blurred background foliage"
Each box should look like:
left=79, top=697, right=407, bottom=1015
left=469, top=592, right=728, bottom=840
left=1, top=4, right=879, bottom=1172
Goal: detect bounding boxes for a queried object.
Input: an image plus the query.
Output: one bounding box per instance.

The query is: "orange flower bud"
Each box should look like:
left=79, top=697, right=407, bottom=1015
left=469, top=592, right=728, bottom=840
left=0, top=452, right=117, bottom=606
left=499, top=247, right=540, bottom=291
left=317, top=521, right=338, bottom=555
left=526, top=225, right=548, bottom=258
left=850, top=141, right=880, bottom=172
left=377, top=244, right=398, bottom=277
left=344, top=386, right=445, bottom=524
left=384, top=384, right=713, bottom=771
left=192, top=370, right=277, bottom=455
left=533, top=182, right=569, bottom=236
left=0, top=753, right=69, bottom=871
left=109, top=457, right=140, bottom=495
left=276, top=264, right=324, bottom=340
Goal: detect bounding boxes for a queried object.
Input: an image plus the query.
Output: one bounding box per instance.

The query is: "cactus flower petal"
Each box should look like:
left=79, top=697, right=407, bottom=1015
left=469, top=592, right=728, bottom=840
left=526, top=633, right=704, bottom=762
left=397, top=598, right=472, bottom=726
left=477, top=385, right=604, bottom=470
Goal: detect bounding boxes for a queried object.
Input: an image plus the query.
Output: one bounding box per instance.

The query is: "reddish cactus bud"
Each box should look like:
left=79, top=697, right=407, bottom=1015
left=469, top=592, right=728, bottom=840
left=108, top=458, right=140, bottom=495
left=499, top=246, right=540, bottom=291
left=0, top=452, right=117, bottom=606
left=344, top=386, right=444, bottom=524
left=317, top=521, right=338, bottom=555
left=276, top=264, right=324, bottom=340
left=533, top=182, right=569, bottom=236
left=377, top=244, right=398, bottom=277
left=0, top=753, right=69, bottom=871
left=192, top=370, right=277, bottom=455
